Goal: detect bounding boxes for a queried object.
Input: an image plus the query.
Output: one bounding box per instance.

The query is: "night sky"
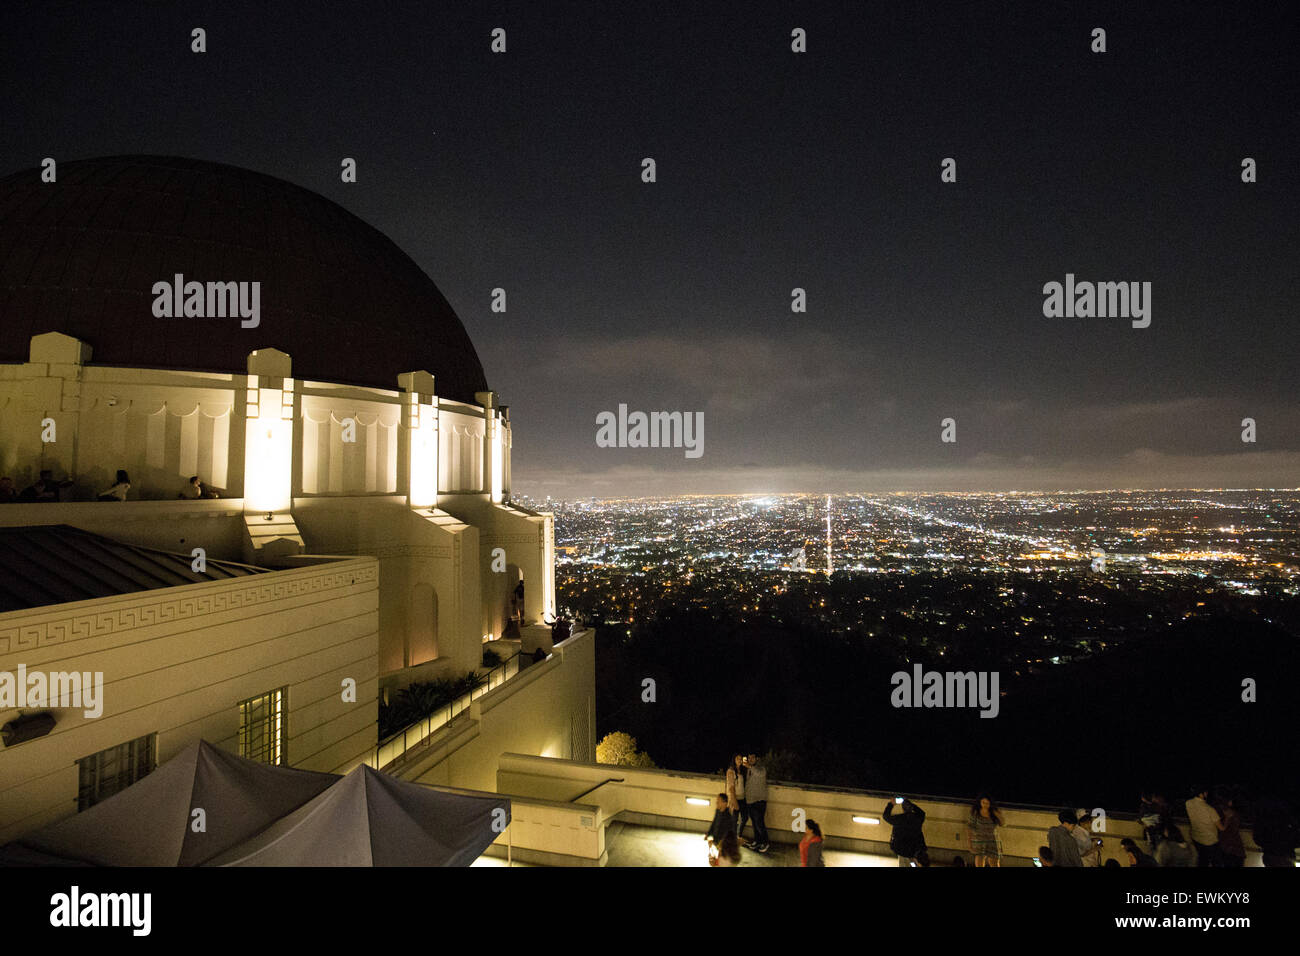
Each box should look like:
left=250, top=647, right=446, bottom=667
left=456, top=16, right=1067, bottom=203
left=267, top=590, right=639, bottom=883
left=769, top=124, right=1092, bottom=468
left=3, top=1, right=1296, bottom=497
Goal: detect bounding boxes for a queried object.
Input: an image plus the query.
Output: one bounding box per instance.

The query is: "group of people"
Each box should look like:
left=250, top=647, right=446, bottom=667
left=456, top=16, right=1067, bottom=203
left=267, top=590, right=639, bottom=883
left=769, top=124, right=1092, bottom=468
left=701, top=756, right=977, bottom=869
left=704, top=753, right=772, bottom=866
left=889, top=794, right=1001, bottom=868
left=889, top=794, right=1005, bottom=867
left=0, top=470, right=219, bottom=503
left=0, top=470, right=74, bottom=502
left=1037, top=784, right=1296, bottom=868
left=702, top=769, right=1297, bottom=868
left=1041, top=808, right=1107, bottom=867
left=702, top=771, right=946, bottom=868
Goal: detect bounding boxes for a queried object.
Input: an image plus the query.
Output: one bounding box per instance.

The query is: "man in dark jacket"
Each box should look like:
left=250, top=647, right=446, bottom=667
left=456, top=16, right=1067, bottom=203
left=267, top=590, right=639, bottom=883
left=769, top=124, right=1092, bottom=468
left=884, top=798, right=930, bottom=867
left=705, top=793, right=735, bottom=846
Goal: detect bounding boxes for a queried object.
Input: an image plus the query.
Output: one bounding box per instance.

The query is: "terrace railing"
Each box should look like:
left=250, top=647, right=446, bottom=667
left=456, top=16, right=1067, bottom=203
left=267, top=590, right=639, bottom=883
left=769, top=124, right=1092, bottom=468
left=371, top=651, right=521, bottom=772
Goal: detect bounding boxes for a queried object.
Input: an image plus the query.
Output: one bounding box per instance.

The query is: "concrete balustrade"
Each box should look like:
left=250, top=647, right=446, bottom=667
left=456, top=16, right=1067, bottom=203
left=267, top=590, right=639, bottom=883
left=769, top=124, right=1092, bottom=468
left=496, top=753, right=1266, bottom=866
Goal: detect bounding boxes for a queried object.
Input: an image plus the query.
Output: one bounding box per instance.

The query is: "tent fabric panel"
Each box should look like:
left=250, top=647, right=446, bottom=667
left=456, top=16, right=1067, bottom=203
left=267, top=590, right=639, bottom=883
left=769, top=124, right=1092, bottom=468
left=176, top=741, right=340, bottom=865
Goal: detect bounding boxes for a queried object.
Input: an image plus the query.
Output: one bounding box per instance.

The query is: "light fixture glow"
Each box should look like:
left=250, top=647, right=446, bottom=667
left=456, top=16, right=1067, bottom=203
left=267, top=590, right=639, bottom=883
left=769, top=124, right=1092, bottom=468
left=852, top=815, right=881, bottom=825
left=686, top=797, right=711, bottom=807
left=408, top=396, right=437, bottom=509
left=490, top=417, right=504, bottom=503
left=244, top=384, right=293, bottom=513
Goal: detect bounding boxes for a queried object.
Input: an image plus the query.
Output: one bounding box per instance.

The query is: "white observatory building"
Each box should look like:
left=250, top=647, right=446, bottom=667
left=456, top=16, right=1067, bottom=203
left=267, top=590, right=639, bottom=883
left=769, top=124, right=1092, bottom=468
left=0, top=157, right=594, bottom=851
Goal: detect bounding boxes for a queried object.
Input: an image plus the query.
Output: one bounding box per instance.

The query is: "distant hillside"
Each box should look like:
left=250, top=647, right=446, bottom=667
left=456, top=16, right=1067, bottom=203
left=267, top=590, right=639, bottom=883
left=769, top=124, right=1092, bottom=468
left=596, top=609, right=1300, bottom=815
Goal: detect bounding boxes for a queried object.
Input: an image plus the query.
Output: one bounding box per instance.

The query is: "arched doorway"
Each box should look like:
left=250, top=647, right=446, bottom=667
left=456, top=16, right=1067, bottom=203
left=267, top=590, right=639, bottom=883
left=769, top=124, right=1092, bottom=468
left=501, top=564, right=524, bottom=639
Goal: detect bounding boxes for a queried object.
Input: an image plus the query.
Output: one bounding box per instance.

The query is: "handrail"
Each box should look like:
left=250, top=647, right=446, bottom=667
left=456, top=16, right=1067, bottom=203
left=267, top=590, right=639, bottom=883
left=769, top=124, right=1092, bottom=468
left=571, top=777, right=624, bottom=802
left=369, top=629, right=593, bottom=771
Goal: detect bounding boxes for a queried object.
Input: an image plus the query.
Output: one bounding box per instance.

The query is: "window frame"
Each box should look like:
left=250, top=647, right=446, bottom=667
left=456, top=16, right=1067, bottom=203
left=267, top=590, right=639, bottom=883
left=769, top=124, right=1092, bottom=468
left=238, top=686, right=288, bottom=766
left=76, top=733, right=157, bottom=811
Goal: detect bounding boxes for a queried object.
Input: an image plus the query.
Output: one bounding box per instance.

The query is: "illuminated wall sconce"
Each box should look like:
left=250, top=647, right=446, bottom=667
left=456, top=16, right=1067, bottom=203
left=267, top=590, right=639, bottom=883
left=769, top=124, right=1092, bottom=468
left=852, top=815, right=881, bottom=825
left=685, top=797, right=712, bottom=807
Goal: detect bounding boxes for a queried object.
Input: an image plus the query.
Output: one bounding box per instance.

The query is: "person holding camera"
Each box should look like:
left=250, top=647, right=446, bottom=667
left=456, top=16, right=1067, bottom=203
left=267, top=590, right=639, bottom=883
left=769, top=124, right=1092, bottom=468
left=884, top=797, right=930, bottom=867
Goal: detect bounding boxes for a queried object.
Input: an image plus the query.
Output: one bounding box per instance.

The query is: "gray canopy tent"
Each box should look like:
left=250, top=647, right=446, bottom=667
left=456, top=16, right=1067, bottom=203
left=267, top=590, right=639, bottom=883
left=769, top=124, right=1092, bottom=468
left=1, top=740, right=510, bottom=867
left=206, top=764, right=510, bottom=867
left=0, top=740, right=338, bottom=866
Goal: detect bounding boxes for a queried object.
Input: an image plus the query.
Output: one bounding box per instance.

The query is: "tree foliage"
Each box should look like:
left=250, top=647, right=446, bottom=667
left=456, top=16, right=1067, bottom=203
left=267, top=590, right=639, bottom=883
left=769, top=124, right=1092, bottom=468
left=596, top=731, right=656, bottom=768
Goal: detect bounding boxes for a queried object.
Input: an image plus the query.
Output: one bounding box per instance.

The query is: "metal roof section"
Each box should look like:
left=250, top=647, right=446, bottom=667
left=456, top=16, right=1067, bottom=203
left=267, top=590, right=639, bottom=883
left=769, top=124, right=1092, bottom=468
left=0, top=524, right=269, bottom=613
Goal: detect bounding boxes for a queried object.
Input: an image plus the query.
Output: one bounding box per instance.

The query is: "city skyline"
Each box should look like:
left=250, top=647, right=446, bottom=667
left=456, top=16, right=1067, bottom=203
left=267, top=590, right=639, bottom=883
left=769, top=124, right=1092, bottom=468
left=527, top=484, right=1300, bottom=502
left=563, top=487, right=1300, bottom=812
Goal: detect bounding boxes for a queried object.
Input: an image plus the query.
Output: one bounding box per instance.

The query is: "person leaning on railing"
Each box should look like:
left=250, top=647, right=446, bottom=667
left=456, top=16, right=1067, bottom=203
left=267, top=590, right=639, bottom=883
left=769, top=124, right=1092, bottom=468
left=178, top=475, right=219, bottom=499
left=97, top=469, right=131, bottom=501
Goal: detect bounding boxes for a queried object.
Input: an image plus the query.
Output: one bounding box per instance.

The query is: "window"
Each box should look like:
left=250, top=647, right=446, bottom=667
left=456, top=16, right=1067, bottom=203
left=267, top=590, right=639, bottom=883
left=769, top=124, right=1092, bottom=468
left=77, top=734, right=156, bottom=811
left=239, top=688, right=286, bottom=765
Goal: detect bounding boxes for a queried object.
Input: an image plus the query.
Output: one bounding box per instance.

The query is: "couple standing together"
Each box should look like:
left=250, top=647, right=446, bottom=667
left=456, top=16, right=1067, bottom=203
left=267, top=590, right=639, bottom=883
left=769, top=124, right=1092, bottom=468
left=726, top=753, right=770, bottom=852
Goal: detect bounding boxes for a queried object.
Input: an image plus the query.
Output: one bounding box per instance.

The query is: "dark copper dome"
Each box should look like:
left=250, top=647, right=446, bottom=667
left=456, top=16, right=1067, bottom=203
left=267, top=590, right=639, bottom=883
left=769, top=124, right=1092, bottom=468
left=0, top=156, right=487, bottom=402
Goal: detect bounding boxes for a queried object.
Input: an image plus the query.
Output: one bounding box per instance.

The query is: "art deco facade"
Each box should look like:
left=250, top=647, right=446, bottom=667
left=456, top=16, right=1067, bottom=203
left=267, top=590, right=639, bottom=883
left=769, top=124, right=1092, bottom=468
left=0, top=157, right=590, bottom=846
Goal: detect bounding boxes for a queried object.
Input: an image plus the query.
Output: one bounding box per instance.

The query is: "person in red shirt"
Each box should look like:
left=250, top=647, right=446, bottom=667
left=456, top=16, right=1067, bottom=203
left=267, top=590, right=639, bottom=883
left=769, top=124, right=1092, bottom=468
left=799, top=819, right=825, bottom=866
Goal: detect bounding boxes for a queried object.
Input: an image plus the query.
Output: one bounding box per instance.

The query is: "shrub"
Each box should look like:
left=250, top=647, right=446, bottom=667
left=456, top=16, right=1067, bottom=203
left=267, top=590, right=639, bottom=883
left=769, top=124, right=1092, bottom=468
left=378, top=670, right=488, bottom=740
left=596, top=731, right=656, bottom=768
